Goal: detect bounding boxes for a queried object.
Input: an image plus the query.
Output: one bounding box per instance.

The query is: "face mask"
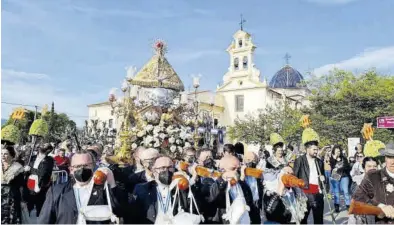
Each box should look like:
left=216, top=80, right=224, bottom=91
left=203, top=158, right=215, bottom=169
left=246, top=162, right=257, bottom=168
left=74, top=168, right=93, bottom=183
left=187, top=157, right=196, bottom=164
left=158, top=171, right=173, bottom=185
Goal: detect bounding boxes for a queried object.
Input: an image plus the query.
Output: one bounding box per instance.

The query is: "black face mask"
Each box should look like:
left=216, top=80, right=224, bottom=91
left=158, top=171, right=173, bottom=185
left=74, top=168, right=93, bottom=183
left=203, top=158, right=215, bottom=169
left=246, top=162, right=257, bottom=168
left=187, top=157, right=196, bottom=164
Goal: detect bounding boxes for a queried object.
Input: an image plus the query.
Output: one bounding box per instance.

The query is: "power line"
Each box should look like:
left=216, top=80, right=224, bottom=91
left=1, top=101, right=89, bottom=118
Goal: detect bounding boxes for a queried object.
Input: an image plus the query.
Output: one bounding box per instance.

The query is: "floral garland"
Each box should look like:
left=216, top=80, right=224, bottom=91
left=130, top=122, right=193, bottom=159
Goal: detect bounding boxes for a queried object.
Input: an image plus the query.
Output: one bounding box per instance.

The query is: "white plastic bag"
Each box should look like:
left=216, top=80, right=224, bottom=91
left=77, top=182, right=119, bottom=224
left=172, top=185, right=204, bottom=225
left=223, top=183, right=250, bottom=225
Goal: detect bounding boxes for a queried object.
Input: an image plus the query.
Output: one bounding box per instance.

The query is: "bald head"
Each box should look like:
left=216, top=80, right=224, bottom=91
left=139, top=148, right=160, bottom=171
left=140, top=148, right=159, bottom=160
left=153, top=156, right=174, bottom=170
left=244, top=151, right=258, bottom=163
left=219, top=155, right=240, bottom=172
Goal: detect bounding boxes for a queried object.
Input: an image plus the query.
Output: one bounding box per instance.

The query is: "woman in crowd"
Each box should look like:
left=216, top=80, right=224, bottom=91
left=1, top=145, right=25, bottom=224
left=348, top=157, right=378, bottom=224
left=330, top=145, right=351, bottom=212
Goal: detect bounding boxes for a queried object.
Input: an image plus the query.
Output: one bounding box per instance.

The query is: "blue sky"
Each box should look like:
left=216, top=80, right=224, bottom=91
left=2, top=0, right=394, bottom=126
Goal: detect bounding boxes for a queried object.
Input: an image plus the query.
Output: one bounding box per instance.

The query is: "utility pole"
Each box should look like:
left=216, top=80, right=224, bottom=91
left=32, top=105, right=38, bottom=143
left=34, top=105, right=38, bottom=120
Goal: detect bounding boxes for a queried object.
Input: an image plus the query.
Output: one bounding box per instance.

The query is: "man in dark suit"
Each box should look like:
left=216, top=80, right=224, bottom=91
left=206, top=155, right=261, bottom=224
left=129, top=155, right=198, bottom=224
left=38, top=150, right=124, bottom=224
left=293, top=140, right=326, bottom=224
left=24, top=143, right=54, bottom=217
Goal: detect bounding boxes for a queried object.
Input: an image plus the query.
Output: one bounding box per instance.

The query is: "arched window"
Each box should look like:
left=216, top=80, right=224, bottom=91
left=234, top=58, right=239, bottom=70
left=238, top=39, right=243, bottom=48
left=243, top=56, right=248, bottom=69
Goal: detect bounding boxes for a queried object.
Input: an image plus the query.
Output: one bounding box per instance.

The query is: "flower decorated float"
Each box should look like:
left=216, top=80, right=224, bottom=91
left=109, top=40, right=203, bottom=162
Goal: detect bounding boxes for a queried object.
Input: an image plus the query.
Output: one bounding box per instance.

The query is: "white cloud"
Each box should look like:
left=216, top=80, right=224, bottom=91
left=1, top=69, right=103, bottom=126
left=305, top=0, right=359, bottom=5
left=2, top=69, right=50, bottom=80
left=313, top=46, right=394, bottom=75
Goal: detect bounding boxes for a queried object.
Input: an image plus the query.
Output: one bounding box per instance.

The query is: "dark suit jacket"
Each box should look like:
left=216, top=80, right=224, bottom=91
left=129, top=180, right=198, bottom=224
left=27, top=155, right=55, bottom=188
left=353, top=168, right=394, bottom=224
left=126, top=170, right=148, bottom=193
left=207, top=178, right=261, bottom=224
left=293, top=154, right=325, bottom=190
left=37, top=180, right=123, bottom=224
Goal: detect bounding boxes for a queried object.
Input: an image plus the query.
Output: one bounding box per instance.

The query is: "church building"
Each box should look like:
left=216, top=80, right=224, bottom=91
left=209, top=27, right=310, bottom=127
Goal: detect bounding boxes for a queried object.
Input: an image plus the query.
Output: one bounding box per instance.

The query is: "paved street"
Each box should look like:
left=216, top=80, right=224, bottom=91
left=307, top=199, right=349, bottom=224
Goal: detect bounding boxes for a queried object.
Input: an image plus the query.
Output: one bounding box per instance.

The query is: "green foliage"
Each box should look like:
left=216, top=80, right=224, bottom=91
left=3, top=106, right=76, bottom=144
left=228, top=101, right=303, bottom=145
left=29, top=119, right=49, bottom=137
left=1, top=125, right=21, bottom=144
left=306, top=69, right=394, bottom=145
left=4, top=110, right=38, bottom=144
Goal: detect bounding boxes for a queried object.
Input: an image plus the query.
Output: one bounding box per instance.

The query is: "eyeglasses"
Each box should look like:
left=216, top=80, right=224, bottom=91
left=71, top=162, right=94, bottom=169
left=154, top=166, right=175, bottom=172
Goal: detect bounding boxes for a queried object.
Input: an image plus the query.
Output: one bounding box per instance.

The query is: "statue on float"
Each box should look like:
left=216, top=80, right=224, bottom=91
left=109, top=40, right=196, bottom=164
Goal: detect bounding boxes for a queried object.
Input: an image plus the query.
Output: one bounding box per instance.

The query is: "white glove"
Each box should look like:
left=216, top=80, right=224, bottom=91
left=319, top=175, right=325, bottom=182
left=24, top=166, right=31, bottom=172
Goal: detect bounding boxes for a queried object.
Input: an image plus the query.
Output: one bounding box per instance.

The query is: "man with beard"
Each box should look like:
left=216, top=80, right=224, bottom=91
left=24, top=143, right=55, bottom=217
left=38, top=150, right=123, bottom=224
left=207, top=155, right=260, bottom=224
left=130, top=155, right=197, bottom=224
left=293, top=128, right=325, bottom=224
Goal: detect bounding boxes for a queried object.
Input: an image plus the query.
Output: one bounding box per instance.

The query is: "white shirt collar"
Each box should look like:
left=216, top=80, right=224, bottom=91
left=386, top=168, right=394, bottom=178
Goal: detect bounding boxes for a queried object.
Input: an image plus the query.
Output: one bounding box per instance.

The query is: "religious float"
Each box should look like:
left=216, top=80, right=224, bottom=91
left=108, top=40, right=224, bottom=163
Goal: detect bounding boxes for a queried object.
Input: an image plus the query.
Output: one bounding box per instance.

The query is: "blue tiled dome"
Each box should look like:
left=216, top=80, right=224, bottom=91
left=269, top=65, right=305, bottom=89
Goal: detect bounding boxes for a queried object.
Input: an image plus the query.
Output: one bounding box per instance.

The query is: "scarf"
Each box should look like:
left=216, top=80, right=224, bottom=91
left=1, top=161, right=24, bottom=184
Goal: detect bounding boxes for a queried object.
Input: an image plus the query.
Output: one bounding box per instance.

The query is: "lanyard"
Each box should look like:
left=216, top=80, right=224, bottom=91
left=156, top=188, right=171, bottom=214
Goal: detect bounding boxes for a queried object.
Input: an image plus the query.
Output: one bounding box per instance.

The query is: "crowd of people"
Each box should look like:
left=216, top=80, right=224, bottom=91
left=1, top=133, right=394, bottom=224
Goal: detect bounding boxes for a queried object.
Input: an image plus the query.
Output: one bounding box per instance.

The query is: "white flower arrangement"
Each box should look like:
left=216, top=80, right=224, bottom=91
left=145, top=124, right=154, bottom=132
left=170, top=145, right=177, bottom=152
left=176, top=139, right=181, bottom=144
left=137, top=130, right=146, bottom=137
left=159, top=133, right=166, bottom=139
left=169, top=137, right=175, bottom=144
left=184, top=142, right=191, bottom=148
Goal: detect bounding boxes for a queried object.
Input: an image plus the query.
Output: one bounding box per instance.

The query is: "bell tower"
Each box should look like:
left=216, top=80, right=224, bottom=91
left=223, top=17, right=259, bottom=83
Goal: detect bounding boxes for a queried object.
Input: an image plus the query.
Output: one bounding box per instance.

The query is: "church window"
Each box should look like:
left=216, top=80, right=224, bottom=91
left=243, top=56, right=248, bottom=69
left=234, top=58, right=239, bottom=70
left=235, top=95, right=244, bottom=112
left=238, top=39, right=243, bottom=48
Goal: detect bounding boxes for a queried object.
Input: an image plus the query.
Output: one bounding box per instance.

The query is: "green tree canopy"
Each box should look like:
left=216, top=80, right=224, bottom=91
left=228, top=101, right=303, bottom=145
left=305, top=69, right=394, bottom=146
